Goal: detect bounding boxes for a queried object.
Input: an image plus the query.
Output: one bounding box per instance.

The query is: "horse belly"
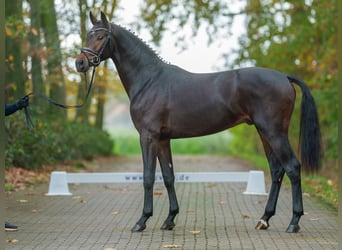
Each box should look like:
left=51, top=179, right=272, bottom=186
left=168, top=103, right=242, bottom=138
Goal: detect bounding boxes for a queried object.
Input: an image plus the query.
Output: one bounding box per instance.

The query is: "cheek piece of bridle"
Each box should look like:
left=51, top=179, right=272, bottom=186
left=23, top=27, right=112, bottom=131
left=81, top=28, right=112, bottom=67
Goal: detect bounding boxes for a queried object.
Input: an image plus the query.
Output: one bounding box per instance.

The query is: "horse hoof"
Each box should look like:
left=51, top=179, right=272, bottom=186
left=131, top=223, right=146, bottom=233
left=160, top=221, right=175, bottom=230
left=286, top=224, right=300, bottom=233
left=255, top=220, right=269, bottom=230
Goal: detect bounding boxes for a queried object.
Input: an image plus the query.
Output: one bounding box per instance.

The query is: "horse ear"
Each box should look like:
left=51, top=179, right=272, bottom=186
left=100, top=11, right=109, bottom=29
left=89, top=11, right=97, bottom=25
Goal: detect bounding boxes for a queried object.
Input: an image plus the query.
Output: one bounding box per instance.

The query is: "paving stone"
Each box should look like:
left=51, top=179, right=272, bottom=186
left=5, top=156, right=338, bottom=249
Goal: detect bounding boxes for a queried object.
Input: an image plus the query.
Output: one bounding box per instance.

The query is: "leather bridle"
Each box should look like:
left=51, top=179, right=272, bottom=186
left=80, top=27, right=112, bottom=67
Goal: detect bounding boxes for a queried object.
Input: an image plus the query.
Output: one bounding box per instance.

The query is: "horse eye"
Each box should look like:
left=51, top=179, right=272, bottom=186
left=97, top=35, right=104, bottom=41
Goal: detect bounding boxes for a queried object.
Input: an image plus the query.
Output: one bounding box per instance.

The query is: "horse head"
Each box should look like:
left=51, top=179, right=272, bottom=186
left=75, top=11, right=113, bottom=72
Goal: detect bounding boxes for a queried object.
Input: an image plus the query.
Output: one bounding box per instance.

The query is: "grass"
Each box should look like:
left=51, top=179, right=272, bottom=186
left=109, top=128, right=232, bottom=156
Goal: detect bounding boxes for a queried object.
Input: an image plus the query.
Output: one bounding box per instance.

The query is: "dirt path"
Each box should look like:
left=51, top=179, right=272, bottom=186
left=87, top=155, right=258, bottom=173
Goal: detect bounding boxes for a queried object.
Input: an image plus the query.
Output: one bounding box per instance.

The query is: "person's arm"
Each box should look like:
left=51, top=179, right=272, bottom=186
left=5, top=95, right=29, bottom=116
left=5, top=103, right=18, bottom=116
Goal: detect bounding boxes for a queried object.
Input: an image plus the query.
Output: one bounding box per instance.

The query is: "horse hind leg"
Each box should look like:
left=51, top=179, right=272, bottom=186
left=157, top=139, right=179, bottom=230
left=255, top=131, right=285, bottom=230
left=284, top=154, right=303, bottom=233
left=257, top=131, right=303, bottom=233
left=276, top=142, right=303, bottom=233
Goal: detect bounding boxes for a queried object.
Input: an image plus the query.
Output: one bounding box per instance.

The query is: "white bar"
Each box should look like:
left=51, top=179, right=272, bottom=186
left=47, top=171, right=267, bottom=196
left=66, top=172, right=250, bottom=183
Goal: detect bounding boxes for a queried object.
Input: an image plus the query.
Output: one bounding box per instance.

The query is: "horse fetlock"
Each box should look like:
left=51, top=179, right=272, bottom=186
left=255, top=219, right=269, bottom=230
left=131, top=223, right=147, bottom=233
left=160, top=221, right=175, bottom=230
left=289, top=212, right=303, bottom=226
left=131, top=215, right=150, bottom=233
left=171, top=208, right=179, bottom=215
left=286, top=224, right=300, bottom=233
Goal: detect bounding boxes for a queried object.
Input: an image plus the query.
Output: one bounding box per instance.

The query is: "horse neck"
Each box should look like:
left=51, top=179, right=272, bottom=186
left=109, top=24, right=165, bottom=100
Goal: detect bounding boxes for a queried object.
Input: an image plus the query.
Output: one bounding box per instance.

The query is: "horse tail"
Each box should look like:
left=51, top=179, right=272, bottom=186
left=287, top=75, right=321, bottom=173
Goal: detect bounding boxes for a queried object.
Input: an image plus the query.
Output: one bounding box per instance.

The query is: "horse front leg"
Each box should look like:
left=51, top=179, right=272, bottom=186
left=131, top=134, right=158, bottom=233
left=157, top=139, right=179, bottom=230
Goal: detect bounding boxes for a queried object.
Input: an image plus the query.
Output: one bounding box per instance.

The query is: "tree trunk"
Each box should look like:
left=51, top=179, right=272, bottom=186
left=95, top=84, right=105, bottom=129
left=75, top=0, right=91, bottom=124
left=29, top=0, right=46, bottom=112
left=41, top=0, right=66, bottom=119
left=5, top=0, right=25, bottom=101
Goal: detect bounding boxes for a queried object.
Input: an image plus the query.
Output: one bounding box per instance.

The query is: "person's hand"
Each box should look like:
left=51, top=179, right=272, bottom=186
left=16, top=95, right=29, bottom=110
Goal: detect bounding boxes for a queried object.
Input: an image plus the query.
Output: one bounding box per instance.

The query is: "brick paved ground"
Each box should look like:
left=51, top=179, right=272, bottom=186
left=5, top=156, right=338, bottom=249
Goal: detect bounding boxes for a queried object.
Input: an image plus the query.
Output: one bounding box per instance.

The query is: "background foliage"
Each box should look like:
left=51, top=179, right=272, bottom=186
left=138, top=0, right=337, bottom=173
left=5, top=114, right=113, bottom=169
left=5, top=0, right=337, bottom=179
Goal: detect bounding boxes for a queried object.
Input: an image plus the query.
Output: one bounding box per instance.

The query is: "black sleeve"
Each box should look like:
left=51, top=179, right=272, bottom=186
left=5, top=103, right=18, bottom=116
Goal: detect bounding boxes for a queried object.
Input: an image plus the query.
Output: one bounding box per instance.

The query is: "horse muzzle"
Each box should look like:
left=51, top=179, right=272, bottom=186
left=75, top=56, right=90, bottom=73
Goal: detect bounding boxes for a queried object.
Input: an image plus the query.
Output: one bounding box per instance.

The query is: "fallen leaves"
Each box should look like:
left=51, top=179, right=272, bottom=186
left=254, top=200, right=263, bottom=205
left=242, top=214, right=250, bottom=219
left=206, top=183, right=217, bottom=188
left=7, top=239, right=19, bottom=243
left=17, top=199, right=28, bottom=203
left=310, top=217, right=320, bottom=221
left=162, top=230, right=201, bottom=248
left=5, top=167, right=51, bottom=191
left=163, top=244, right=182, bottom=248
left=72, top=196, right=86, bottom=204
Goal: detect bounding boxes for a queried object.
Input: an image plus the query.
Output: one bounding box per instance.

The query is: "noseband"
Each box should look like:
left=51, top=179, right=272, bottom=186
left=81, top=28, right=112, bottom=67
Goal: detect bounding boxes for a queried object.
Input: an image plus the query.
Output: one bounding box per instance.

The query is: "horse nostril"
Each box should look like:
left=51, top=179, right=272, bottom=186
left=76, top=58, right=84, bottom=71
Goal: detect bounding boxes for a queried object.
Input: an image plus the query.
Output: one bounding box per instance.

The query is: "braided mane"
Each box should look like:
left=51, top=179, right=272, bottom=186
left=113, top=23, right=170, bottom=64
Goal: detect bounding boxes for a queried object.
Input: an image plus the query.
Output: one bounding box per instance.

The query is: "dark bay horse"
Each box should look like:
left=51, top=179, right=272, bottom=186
left=75, top=12, right=321, bottom=233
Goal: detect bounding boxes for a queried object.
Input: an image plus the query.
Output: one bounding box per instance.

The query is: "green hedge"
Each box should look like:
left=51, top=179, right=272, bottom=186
left=5, top=116, right=114, bottom=170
